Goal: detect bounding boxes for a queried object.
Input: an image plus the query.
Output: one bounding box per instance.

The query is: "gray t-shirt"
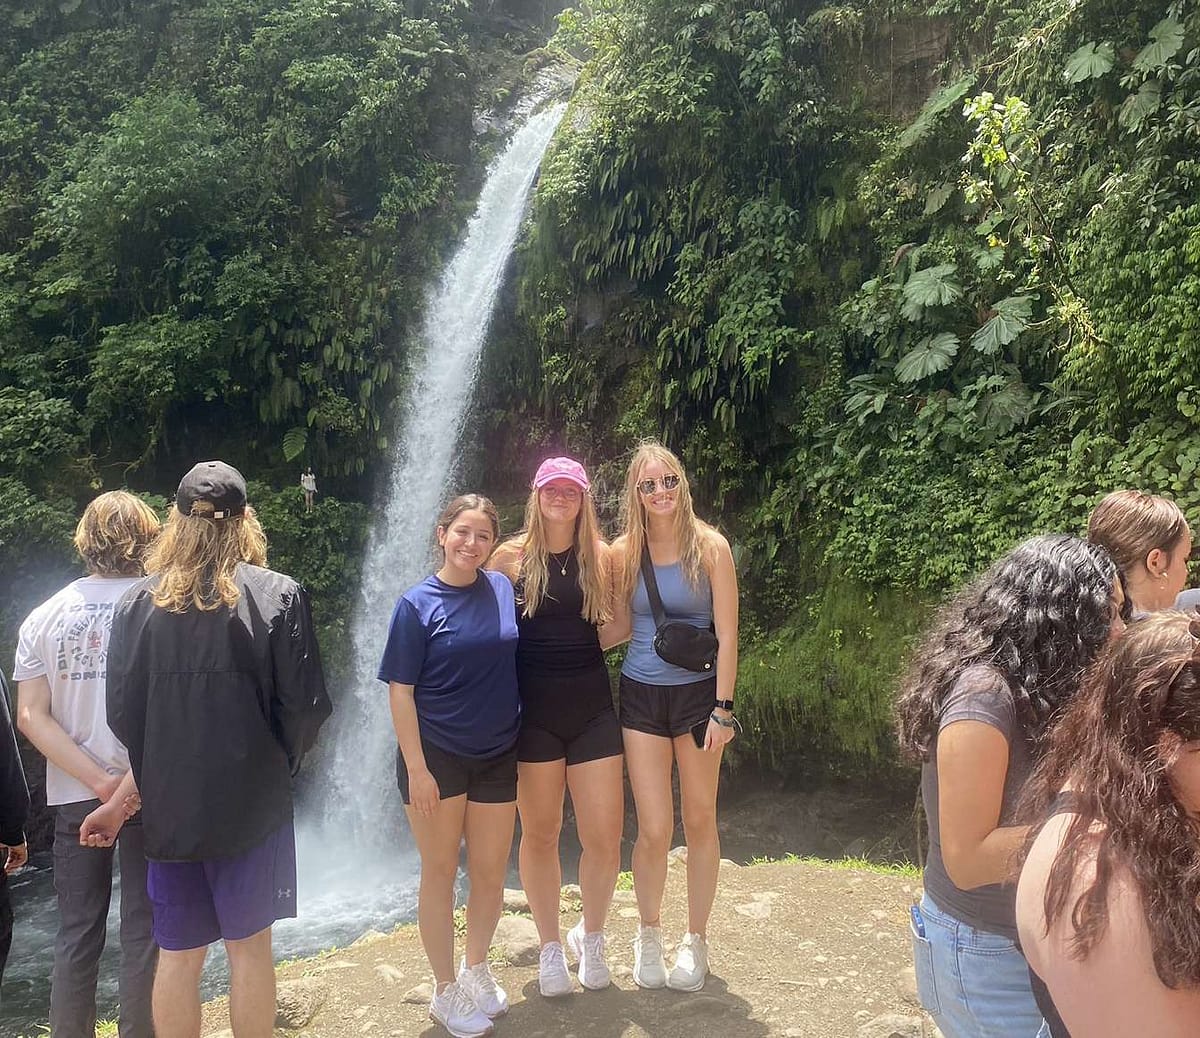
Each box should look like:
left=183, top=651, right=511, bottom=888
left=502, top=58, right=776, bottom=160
left=920, top=664, right=1034, bottom=938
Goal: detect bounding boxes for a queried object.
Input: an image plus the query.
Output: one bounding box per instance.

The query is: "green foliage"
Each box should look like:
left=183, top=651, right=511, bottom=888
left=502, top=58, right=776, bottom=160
left=501, top=0, right=1200, bottom=767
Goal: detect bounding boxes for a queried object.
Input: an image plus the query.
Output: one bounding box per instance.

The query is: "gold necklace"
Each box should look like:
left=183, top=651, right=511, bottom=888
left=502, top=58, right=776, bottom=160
left=548, top=547, right=573, bottom=577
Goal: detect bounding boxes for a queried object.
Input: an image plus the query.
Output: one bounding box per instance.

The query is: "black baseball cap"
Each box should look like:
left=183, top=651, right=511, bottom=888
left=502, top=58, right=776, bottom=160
left=175, top=460, right=247, bottom=520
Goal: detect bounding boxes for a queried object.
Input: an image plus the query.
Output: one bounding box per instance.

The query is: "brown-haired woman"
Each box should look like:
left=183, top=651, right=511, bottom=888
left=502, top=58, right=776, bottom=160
left=1017, top=611, right=1200, bottom=1036
left=1087, top=490, right=1191, bottom=615
left=488, top=458, right=624, bottom=997
left=380, top=494, right=521, bottom=1038
left=604, top=441, right=739, bottom=992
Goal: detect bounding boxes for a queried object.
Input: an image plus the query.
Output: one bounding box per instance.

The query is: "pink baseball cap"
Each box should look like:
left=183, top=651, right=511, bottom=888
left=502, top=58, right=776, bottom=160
left=533, top=456, right=590, bottom=491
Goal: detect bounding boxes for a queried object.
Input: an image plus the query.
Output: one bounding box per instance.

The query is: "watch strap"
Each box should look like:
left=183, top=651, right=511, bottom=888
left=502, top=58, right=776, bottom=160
left=714, top=698, right=735, bottom=711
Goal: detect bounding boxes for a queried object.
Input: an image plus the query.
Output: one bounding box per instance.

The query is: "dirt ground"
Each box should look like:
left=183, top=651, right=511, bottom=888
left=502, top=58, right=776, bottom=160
left=199, top=857, right=932, bottom=1038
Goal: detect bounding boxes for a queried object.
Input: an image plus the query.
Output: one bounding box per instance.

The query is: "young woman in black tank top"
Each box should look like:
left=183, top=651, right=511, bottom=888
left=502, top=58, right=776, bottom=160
left=487, top=457, right=624, bottom=998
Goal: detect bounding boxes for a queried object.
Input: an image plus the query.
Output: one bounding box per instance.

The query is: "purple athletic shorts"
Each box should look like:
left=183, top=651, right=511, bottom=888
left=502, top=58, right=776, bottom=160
left=146, top=820, right=298, bottom=951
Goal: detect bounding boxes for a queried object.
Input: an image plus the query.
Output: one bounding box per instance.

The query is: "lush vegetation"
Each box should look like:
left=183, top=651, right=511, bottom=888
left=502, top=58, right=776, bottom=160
left=0, top=0, right=555, bottom=655
left=493, top=0, right=1200, bottom=769
left=6, top=0, right=1199, bottom=777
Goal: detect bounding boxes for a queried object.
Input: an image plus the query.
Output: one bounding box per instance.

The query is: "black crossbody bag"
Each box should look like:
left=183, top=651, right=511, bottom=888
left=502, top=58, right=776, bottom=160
left=640, top=545, right=718, bottom=673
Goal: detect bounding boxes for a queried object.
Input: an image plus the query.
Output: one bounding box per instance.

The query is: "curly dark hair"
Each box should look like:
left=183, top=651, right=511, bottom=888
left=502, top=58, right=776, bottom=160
left=1018, top=612, right=1200, bottom=987
left=895, top=534, right=1124, bottom=759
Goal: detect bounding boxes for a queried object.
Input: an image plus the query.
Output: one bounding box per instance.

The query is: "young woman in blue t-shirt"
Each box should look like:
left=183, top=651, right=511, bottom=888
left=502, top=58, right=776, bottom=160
left=379, top=494, right=521, bottom=1038
left=488, top=457, right=624, bottom=998
left=604, top=440, right=739, bottom=992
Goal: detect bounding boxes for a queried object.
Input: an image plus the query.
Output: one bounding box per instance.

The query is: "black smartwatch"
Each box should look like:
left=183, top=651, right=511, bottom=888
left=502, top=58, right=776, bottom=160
left=714, top=699, right=735, bottom=711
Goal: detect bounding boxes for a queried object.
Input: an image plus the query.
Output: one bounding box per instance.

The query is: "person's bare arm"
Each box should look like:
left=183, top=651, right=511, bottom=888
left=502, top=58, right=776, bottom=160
left=17, top=677, right=122, bottom=802
left=599, top=536, right=631, bottom=649
left=937, top=720, right=1027, bottom=889
left=389, top=682, right=439, bottom=818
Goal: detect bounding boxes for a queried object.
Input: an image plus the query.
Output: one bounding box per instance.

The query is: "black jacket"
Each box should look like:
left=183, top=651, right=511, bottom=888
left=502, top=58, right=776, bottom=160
left=0, top=674, right=29, bottom=849
left=107, top=564, right=332, bottom=861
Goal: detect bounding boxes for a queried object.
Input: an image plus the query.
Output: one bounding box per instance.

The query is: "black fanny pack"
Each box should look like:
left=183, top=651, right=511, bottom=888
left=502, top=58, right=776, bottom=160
left=640, top=546, right=718, bottom=672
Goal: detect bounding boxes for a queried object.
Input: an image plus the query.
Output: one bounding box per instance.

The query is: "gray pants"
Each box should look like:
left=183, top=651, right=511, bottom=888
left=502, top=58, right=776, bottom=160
left=52, top=800, right=157, bottom=1038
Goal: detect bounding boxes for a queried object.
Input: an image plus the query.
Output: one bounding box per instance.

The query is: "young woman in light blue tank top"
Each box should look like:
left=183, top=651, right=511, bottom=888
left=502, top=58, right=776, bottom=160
left=602, top=440, right=739, bottom=994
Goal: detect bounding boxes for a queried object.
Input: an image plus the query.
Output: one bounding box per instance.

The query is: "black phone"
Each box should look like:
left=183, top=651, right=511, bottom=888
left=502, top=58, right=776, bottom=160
left=690, top=714, right=710, bottom=750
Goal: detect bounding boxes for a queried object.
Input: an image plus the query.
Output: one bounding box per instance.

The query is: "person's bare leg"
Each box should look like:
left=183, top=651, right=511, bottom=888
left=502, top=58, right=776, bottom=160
left=566, top=754, right=625, bottom=932
left=152, top=946, right=208, bottom=1038
left=224, top=926, right=275, bottom=1038
left=674, top=733, right=724, bottom=937
left=517, top=760, right=567, bottom=945
left=406, top=795, right=469, bottom=986
left=463, top=799, right=517, bottom=966
left=621, top=729, right=676, bottom=926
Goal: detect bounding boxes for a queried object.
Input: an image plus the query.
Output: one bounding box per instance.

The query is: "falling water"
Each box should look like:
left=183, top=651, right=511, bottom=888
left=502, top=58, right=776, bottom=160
left=288, top=102, right=567, bottom=933
left=0, top=103, right=567, bottom=1032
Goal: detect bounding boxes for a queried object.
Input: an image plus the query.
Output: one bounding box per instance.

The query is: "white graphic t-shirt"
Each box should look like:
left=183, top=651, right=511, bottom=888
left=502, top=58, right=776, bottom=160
left=13, top=575, right=142, bottom=806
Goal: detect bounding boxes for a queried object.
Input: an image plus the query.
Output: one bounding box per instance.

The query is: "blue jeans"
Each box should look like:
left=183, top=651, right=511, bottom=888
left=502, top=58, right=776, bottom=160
left=911, top=892, right=1044, bottom=1038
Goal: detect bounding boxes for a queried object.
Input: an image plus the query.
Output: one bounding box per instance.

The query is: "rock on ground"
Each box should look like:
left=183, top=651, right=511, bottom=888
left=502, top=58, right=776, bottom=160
left=274, top=977, right=328, bottom=1027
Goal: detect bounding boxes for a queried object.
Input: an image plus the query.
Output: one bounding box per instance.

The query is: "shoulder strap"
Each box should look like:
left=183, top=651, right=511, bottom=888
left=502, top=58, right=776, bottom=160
left=639, top=543, right=668, bottom=627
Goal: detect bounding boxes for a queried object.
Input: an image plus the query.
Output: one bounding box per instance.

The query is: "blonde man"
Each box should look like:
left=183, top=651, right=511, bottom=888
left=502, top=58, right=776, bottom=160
left=15, top=490, right=161, bottom=1038
left=85, top=461, right=331, bottom=1038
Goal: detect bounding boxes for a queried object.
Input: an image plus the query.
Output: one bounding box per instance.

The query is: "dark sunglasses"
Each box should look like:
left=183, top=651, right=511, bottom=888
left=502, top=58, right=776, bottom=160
left=637, top=474, right=681, bottom=496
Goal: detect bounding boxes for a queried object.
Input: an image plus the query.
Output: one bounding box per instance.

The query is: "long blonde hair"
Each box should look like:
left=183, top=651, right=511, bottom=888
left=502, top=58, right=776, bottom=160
left=146, top=504, right=268, bottom=613
left=514, top=483, right=608, bottom=624
left=616, top=440, right=714, bottom=601
left=74, top=491, right=161, bottom=577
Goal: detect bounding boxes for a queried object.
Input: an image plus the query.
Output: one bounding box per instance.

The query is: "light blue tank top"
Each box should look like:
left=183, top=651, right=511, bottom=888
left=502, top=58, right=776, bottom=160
left=622, top=561, right=713, bottom=686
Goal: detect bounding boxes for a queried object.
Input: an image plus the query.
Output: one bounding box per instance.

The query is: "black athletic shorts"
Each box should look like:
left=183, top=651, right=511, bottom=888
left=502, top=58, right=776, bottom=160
left=517, top=660, right=622, bottom=765
left=619, top=674, right=716, bottom=739
left=517, top=703, right=623, bottom=765
left=396, top=739, right=518, bottom=805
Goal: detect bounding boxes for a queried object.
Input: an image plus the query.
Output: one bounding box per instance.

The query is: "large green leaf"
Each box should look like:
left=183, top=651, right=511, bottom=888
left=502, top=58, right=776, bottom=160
left=899, top=74, right=977, bottom=149
left=901, top=264, right=962, bottom=321
left=895, top=332, right=960, bottom=383
left=971, top=295, right=1033, bottom=355
left=1064, top=41, right=1115, bottom=83
left=1133, top=17, right=1185, bottom=72
left=282, top=426, right=308, bottom=462
left=1119, top=80, right=1163, bottom=131
left=924, top=182, right=955, bottom=215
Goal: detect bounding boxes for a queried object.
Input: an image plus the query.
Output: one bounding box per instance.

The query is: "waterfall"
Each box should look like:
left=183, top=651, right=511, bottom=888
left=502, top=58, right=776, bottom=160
left=290, top=104, right=565, bottom=929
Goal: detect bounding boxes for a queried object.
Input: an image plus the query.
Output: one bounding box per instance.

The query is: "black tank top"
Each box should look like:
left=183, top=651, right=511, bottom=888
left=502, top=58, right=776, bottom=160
left=515, top=551, right=605, bottom=674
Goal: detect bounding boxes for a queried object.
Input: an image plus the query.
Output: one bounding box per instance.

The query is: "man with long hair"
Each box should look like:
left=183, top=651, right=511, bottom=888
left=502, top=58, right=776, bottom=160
left=14, top=490, right=161, bottom=1037
left=87, top=461, right=331, bottom=1038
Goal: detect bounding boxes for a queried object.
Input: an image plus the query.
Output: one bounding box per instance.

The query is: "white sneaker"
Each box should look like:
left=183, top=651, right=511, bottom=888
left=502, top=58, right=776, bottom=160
left=457, top=958, right=509, bottom=1017
left=429, top=981, right=494, bottom=1038
left=567, top=920, right=611, bottom=990
left=632, top=924, right=668, bottom=989
left=667, top=932, right=709, bottom=991
left=538, top=941, right=574, bottom=997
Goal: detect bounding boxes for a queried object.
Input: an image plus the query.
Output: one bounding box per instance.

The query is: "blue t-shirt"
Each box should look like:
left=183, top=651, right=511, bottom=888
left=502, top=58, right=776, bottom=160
left=622, top=561, right=713, bottom=686
left=378, top=569, right=520, bottom=758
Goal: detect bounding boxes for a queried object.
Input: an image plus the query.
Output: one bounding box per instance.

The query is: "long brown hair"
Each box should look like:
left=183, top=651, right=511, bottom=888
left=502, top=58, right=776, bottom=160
left=1019, top=612, right=1200, bottom=987
left=895, top=535, right=1121, bottom=758
left=615, top=440, right=715, bottom=601
left=146, top=505, right=268, bottom=612
left=511, top=483, right=608, bottom=624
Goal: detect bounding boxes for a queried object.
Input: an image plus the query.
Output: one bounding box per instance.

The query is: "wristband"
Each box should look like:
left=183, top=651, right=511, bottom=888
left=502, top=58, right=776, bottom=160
left=709, top=711, right=736, bottom=728
left=714, top=698, right=735, bottom=711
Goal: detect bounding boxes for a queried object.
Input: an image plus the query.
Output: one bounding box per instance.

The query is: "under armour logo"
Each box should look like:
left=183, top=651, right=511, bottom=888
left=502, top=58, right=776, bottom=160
left=277, top=888, right=293, bottom=899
